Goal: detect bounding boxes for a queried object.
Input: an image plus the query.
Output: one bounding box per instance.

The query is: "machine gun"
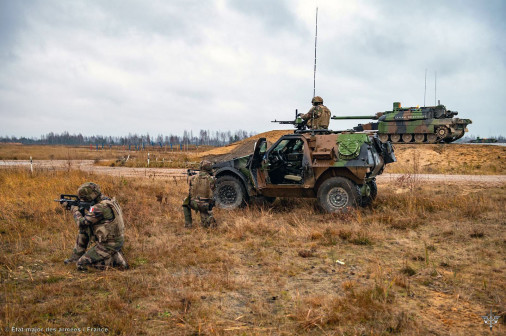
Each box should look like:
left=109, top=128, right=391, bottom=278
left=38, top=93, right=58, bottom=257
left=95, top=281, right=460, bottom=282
left=54, top=194, right=94, bottom=214
left=271, top=109, right=308, bottom=131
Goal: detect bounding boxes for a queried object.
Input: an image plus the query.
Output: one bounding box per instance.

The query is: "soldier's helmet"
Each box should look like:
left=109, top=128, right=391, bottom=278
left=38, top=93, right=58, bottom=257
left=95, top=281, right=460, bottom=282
left=200, top=160, right=213, bottom=172
left=311, top=96, right=323, bottom=104
left=78, top=182, right=101, bottom=202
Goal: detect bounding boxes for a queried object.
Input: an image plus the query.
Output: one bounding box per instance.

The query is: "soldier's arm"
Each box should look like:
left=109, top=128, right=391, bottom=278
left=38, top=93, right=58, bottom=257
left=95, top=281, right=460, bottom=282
left=71, top=204, right=106, bottom=227
left=188, top=175, right=195, bottom=197
left=300, top=107, right=315, bottom=120
left=210, top=176, right=216, bottom=191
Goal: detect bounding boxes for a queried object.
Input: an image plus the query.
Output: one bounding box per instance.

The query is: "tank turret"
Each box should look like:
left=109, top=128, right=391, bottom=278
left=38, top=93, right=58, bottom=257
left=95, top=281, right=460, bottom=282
left=331, top=102, right=472, bottom=144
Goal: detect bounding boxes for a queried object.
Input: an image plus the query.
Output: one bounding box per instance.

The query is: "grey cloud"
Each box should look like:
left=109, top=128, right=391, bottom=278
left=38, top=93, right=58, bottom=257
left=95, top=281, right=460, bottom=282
left=0, top=0, right=504, bottom=137
left=227, top=0, right=305, bottom=34
left=0, top=0, right=35, bottom=62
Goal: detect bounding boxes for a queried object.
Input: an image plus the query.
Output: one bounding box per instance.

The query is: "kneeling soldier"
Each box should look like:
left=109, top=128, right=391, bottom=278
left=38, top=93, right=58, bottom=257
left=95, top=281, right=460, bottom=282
left=63, top=182, right=128, bottom=271
left=182, top=160, right=216, bottom=228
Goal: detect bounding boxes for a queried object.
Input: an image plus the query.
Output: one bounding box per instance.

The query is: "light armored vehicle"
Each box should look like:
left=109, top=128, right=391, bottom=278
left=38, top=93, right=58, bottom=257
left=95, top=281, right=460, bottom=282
left=332, top=102, right=472, bottom=144
left=212, top=127, right=396, bottom=213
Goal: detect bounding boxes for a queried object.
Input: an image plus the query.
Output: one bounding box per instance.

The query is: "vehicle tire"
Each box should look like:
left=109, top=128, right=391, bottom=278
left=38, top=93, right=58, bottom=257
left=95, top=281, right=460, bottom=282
left=317, top=177, right=360, bottom=213
left=214, top=175, right=247, bottom=209
left=360, top=179, right=378, bottom=207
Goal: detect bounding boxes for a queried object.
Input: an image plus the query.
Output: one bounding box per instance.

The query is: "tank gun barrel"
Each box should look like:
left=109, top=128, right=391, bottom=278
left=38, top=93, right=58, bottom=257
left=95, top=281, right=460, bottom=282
left=331, top=115, right=379, bottom=120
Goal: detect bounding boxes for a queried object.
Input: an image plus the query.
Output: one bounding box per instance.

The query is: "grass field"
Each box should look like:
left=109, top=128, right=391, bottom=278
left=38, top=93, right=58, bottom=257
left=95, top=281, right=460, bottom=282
left=0, top=168, right=504, bottom=335
left=0, top=144, right=208, bottom=169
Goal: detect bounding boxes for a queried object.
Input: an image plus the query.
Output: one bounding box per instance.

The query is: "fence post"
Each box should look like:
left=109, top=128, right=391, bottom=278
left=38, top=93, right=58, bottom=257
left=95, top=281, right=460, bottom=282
left=30, top=156, right=33, bottom=174
left=147, top=153, right=150, bottom=167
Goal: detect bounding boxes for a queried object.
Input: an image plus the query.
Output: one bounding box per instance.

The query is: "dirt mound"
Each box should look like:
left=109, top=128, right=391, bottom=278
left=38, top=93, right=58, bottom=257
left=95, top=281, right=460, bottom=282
left=200, top=130, right=505, bottom=174
left=202, top=130, right=291, bottom=162
left=389, top=143, right=505, bottom=175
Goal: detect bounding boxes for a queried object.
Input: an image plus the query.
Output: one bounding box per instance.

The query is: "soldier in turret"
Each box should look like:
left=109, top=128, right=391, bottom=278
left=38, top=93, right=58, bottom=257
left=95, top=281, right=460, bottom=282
left=62, top=182, right=128, bottom=271
left=300, top=96, right=331, bottom=129
left=182, top=160, right=217, bottom=228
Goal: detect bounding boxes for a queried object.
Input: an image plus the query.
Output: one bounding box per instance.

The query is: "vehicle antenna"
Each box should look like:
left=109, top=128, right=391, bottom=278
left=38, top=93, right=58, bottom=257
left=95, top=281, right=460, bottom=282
left=424, top=68, right=427, bottom=107
left=434, top=71, right=437, bottom=106
left=313, top=7, right=318, bottom=98
left=311, top=7, right=318, bottom=136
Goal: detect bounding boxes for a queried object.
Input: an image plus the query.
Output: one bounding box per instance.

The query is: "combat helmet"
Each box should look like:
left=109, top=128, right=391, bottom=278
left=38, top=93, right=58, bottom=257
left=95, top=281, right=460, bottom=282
left=311, top=96, right=323, bottom=104
left=78, top=182, right=101, bottom=202
left=200, top=160, right=213, bottom=172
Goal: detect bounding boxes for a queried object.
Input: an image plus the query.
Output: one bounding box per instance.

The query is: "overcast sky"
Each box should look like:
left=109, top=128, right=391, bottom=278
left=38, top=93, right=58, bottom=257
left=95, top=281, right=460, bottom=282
left=0, top=0, right=504, bottom=138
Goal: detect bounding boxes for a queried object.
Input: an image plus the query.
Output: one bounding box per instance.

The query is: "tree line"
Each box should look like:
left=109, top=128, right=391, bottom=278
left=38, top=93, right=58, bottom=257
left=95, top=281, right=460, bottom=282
left=0, top=130, right=256, bottom=147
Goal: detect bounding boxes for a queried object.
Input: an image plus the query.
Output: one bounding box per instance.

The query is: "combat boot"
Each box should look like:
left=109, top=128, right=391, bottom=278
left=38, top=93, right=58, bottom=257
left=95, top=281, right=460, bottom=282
left=112, top=251, right=129, bottom=270
left=64, top=254, right=82, bottom=265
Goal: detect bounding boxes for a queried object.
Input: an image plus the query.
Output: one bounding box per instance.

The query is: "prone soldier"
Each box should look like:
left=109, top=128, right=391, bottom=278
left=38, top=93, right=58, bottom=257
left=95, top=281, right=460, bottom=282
left=300, top=96, right=331, bottom=129
left=62, top=182, right=128, bottom=271
left=182, top=160, right=216, bottom=228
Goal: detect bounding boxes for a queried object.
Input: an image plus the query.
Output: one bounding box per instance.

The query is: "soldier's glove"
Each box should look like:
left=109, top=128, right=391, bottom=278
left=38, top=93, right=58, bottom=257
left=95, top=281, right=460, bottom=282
left=70, top=205, right=79, bottom=214
left=61, top=201, right=69, bottom=209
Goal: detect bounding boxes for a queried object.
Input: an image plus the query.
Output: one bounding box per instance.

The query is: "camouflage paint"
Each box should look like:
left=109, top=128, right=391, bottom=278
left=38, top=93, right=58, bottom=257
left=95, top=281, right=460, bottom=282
left=332, top=102, right=472, bottom=143
left=213, top=131, right=395, bottom=201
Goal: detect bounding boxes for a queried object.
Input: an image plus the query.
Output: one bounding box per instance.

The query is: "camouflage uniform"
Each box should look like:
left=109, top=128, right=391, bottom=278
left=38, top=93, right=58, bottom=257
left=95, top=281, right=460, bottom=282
left=301, top=96, right=331, bottom=129
left=182, top=161, right=216, bottom=228
left=64, top=182, right=128, bottom=270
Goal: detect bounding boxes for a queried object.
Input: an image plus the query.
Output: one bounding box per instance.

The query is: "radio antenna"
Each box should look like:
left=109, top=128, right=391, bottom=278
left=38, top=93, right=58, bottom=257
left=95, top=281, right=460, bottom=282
left=313, top=7, right=318, bottom=98
left=424, top=68, right=427, bottom=107
left=434, top=71, right=437, bottom=105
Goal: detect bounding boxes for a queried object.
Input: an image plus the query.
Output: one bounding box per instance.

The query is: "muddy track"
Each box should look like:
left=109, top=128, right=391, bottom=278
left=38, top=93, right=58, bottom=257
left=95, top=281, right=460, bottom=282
left=2, top=160, right=506, bottom=184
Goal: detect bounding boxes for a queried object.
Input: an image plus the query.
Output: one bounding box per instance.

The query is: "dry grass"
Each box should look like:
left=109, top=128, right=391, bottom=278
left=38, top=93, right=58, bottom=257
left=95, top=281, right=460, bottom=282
left=0, top=167, right=504, bottom=335
left=0, top=144, right=210, bottom=169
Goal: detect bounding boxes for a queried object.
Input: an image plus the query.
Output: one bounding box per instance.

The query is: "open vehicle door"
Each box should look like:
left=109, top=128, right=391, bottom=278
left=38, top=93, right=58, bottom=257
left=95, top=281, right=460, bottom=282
left=248, top=138, right=268, bottom=189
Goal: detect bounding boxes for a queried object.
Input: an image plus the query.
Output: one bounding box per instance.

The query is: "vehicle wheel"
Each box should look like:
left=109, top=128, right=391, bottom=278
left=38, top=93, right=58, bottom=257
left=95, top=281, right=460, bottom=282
left=360, top=179, right=378, bottom=207
left=214, top=175, right=247, bottom=209
left=401, top=134, right=413, bottom=143
left=378, top=134, right=389, bottom=143
left=317, top=177, right=360, bottom=213
left=390, top=134, right=401, bottom=143
left=436, top=127, right=449, bottom=140
left=427, top=134, right=437, bottom=143
left=414, top=134, right=425, bottom=143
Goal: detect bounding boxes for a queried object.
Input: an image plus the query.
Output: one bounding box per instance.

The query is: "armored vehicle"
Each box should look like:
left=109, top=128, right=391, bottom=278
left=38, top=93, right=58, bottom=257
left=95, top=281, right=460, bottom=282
left=469, top=137, right=498, bottom=144
left=331, top=102, right=472, bottom=144
left=212, top=130, right=396, bottom=213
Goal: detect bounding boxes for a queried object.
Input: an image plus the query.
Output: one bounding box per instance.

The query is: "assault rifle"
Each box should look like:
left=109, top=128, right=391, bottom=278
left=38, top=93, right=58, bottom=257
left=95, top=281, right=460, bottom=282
left=187, top=169, right=199, bottom=177
left=271, top=109, right=308, bottom=131
left=54, top=194, right=94, bottom=214
left=186, top=169, right=199, bottom=184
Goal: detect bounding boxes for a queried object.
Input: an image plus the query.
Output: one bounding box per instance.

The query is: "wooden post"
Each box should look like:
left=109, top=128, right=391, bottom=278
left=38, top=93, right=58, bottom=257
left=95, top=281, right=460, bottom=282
left=30, top=156, right=33, bottom=174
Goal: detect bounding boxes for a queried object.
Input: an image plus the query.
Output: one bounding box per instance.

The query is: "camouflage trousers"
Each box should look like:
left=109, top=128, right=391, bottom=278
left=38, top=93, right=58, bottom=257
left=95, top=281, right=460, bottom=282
left=182, top=196, right=216, bottom=228
left=70, top=226, right=127, bottom=269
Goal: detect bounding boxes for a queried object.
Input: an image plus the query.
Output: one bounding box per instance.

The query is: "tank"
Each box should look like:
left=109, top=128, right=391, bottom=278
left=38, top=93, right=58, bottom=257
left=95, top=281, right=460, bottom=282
left=469, top=137, right=498, bottom=144
left=331, top=102, right=472, bottom=144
